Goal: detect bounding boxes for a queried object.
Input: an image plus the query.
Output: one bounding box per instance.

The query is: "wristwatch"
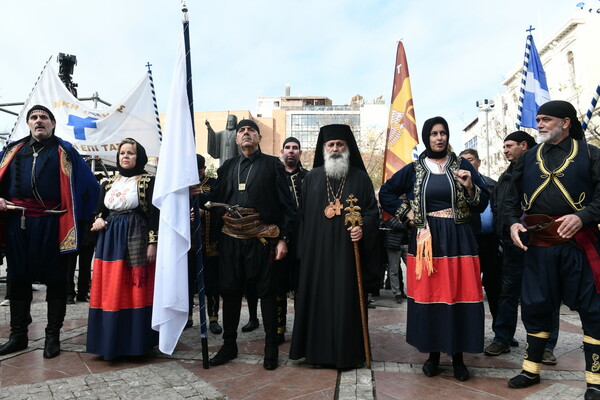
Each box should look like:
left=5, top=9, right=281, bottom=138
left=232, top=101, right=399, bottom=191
left=280, top=235, right=289, bottom=244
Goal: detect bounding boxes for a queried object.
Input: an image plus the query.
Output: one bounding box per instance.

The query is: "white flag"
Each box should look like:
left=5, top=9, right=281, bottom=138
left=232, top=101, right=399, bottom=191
left=151, top=40, right=199, bottom=355
left=10, top=61, right=162, bottom=157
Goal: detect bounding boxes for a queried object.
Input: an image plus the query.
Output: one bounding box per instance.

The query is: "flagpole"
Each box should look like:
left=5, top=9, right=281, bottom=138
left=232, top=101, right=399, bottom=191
left=582, top=84, right=600, bottom=134
left=382, top=41, right=419, bottom=184
left=182, top=2, right=210, bottom=369
left=182, top=4, right=195, bottom=135
left=515, top=27, right=535, bottom=129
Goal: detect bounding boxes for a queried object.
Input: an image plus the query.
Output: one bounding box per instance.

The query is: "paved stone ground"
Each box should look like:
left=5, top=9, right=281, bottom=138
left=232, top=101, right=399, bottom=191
left=0, top=262, right=593, bottom=399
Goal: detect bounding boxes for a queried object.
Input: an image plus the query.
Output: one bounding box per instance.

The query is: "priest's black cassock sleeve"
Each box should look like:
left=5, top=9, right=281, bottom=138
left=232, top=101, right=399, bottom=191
left=289, top=165, right=379, bottom=369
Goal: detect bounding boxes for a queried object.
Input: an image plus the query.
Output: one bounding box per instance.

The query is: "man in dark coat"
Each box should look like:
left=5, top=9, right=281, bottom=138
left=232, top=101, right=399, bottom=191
left=274, top=136, right=307, bottom=344
left=484, top=131, right=560, bottom=364
left=187, top=154, right=223, bottom=334
left=504, top=101, right=600, bottom=400
left=0, top=104, right=100, bottom=359
left=289, top=124, right=379, bottom=369
left=459, top=149, right=501, bottom=324
left=207, top=119, right=295, bottom=370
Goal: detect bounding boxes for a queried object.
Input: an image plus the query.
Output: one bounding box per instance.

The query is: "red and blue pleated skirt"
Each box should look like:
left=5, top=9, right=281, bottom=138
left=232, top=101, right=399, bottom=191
left=86, top=213, right=158, bottom=360
left=406, top=216, right=484, bottom=354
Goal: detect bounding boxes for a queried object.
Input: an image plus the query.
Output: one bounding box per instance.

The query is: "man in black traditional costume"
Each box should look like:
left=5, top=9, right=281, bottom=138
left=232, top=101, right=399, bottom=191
left=289, top=124, right=379, bottom=369
left=0, top=105, right=99, bottom=358
left=187, top=154, right=223, bottom=334
left=207, top=119, right=295, bottom=370
left=504, top=101, right=600, bottom=400
left=274, top=136, right=307, bottom=344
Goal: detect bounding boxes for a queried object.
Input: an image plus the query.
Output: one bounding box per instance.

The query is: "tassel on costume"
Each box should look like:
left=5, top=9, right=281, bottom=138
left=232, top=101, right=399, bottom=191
left=415, top=224, right=434, bottom=280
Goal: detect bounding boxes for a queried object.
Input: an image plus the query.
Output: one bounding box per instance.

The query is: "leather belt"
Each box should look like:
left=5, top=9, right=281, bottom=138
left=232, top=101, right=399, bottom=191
left=524, top=214, right=569, bottom=247
left=221, top=211, right=280, bottom=241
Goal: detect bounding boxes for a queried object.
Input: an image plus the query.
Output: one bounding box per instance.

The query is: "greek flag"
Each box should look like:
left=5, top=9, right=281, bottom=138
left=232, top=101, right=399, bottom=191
left=520, top=35, right=550, bottom=129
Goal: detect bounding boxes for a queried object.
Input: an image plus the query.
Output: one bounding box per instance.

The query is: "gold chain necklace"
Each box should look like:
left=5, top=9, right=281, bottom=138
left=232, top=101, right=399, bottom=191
left=324, top=175, right=346, bottom=218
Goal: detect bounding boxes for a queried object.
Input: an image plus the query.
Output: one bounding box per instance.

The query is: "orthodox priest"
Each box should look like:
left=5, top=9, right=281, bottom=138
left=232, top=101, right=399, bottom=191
left=289, top=124, right=379, bottom=369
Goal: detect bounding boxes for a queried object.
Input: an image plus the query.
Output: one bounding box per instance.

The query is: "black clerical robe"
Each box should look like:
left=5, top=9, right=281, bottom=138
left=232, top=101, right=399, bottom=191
left=289, top=165, right=379, bottom=369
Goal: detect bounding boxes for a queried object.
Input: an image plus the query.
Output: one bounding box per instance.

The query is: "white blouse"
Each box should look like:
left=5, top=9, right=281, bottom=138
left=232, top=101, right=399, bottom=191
left=104, top=175, right=140, bottom=212
left=424, top=157, right=448, bottom=174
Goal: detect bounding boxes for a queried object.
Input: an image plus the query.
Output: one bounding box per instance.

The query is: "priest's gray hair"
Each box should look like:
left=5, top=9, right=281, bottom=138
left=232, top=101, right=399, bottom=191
left=323, top=146, right=350, bottom=180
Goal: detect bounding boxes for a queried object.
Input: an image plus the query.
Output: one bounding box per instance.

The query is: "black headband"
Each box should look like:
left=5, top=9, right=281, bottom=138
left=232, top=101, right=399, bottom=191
left=27, top=104, right=55, bottom=122
left=282, top=136, right=301, bottom=149
left=537, top=100, right=583, bottom=140
left=236, top=119, right=260, bottom=134
left=504, top=130, right=537, bottom=149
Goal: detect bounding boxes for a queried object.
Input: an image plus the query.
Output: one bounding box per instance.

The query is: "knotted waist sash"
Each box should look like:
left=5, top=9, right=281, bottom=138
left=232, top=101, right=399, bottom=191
left=221, top=208, right=280, bottom=241
left=9, top=198, right=63, bottom=217
left=524, top=214, right=600, bottom=293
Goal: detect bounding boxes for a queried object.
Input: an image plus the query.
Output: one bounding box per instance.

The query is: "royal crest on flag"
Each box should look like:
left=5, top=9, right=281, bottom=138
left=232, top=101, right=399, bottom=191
left=383, top=42, right=419, bottom=183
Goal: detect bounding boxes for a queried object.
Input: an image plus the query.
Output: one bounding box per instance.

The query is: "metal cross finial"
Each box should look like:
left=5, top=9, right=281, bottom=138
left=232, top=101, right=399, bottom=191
left=146, top=62, right=152, bottom=72
left=526, top=25, right=535, bottom=33
left=344, top=194, right=363, bottom=228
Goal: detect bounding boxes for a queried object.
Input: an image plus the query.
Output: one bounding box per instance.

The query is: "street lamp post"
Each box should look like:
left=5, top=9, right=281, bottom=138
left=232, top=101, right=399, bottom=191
left=476, top=99, right=495, bottom=176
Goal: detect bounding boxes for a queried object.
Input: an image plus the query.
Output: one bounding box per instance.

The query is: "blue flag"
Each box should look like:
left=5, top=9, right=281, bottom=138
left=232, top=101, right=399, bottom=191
left=520, top=35, right=550, bottom=129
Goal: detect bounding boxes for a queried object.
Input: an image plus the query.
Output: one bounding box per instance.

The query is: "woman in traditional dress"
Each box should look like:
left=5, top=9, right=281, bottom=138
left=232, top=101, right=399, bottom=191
left=379, top=116, right=489, bottom=381
left=87, top=138, right=159, bottom=360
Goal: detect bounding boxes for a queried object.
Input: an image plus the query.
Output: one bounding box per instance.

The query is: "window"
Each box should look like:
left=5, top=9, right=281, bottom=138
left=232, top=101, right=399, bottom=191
left=567, top=51, right=576, bottom=87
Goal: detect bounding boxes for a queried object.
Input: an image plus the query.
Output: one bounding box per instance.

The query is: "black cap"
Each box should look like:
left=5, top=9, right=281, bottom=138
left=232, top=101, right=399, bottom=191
left=27, top=104, right=55, bottom=122
left=537, top=100, right=583, bottom=140
left=282, top=136, right=301, bottom=149
left=312, top=124, right=366, bottom=172
left=236, top=119, right=260, bottom=134
left=504, top=130, right=537, bottom=149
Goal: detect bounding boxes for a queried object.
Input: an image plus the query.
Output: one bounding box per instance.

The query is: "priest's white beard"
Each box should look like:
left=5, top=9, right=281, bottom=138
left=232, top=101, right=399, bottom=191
left=324, top=148, right=350, bottom=180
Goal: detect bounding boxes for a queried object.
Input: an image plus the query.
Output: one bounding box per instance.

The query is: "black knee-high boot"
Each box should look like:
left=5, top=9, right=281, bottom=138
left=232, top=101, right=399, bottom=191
left=208, top=295, right=220, bottom=322
left=452, top=352, right=470, bottom=381
left=276, top=295, right=287, bottom=344
left=207, top=295, right=223, bottom=334
left=584, top=336, right=600, bottom=399
left=221, top=295, right=241, bottom=347
left=422, top=352, right=440, bottom=377
left=44, top=299, right=66, bottom=358
left=508, top=331, right=548, bottom=388
left=210, top=295, right=241, bottom=366
left=260, top=295, right=278, bottom=370
left=0, top=300, right=31, bottom=355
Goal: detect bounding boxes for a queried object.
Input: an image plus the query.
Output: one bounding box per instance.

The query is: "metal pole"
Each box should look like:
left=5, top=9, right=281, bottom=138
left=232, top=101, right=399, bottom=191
left=485, top=109, right=490, bottom=176
left=182, top=2, right=209, bottom=369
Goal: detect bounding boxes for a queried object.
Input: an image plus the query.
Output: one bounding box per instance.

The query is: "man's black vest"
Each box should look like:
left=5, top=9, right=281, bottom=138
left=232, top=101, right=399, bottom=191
left=522, top=138, right=592, bottom=212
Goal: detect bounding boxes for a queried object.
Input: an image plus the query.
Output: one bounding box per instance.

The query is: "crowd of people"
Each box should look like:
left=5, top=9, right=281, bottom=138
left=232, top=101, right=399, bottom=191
left=1, top=100, right=600, bottom=399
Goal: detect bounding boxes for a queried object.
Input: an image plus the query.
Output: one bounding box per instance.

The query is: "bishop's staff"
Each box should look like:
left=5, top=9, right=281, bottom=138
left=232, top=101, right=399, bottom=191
left=344, top=194, right=372, bottom=368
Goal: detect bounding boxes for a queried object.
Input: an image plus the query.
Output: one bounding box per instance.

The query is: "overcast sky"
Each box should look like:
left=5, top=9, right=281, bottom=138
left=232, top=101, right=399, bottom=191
left=0, top=0, right=590, bottom=150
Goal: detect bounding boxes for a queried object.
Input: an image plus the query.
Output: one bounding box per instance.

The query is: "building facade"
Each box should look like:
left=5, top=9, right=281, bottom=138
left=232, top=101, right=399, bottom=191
left=463, top=12, right=600, bottom=179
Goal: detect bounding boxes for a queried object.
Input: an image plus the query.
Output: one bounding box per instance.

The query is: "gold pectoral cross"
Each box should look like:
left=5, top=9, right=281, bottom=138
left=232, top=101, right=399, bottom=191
left=332, top=198, right=343, bottom=215
left=324, top=198, right=344, bottom=219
